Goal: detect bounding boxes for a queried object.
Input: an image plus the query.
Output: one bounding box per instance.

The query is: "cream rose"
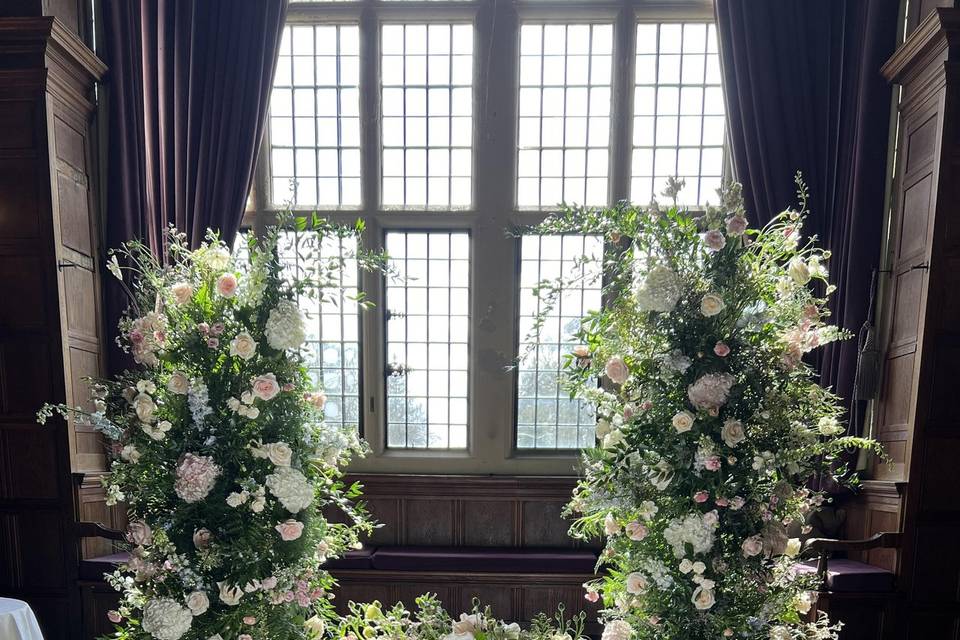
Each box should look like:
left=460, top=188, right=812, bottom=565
left=185, top=590, right=209, bottom=616
left=170, top=282, right=194, bottom=305
left=193, top=528, right=212, bottom=549
left=217, top=582, right=243, bottom=606
left=132, top=393, right=157, bottom=423
left=263, top=442, right=292, bottom=467
left=700, top=293, right=725, bottom=317
left=251, top=373, right=280, bottom=401
left=721, top=419, right=745, bottom=447
left=229, top=332, right=258, bottom=361
left=672, top=411, right=694, bottom=433
left=167, top=372, right=189, bottom=395
left=692, top=586, right=715, bottom=610
left=604, top=512, right=621, bottom=536
left=216, top=273, right=238, bottom=298
left=604, top=356, right=630, bottom=385
left=304, top=616, right=326, bottom=636
left=784, top=537, right=801, bottom=558
left=275, top=519, right=304, bottom=541
left=625, top=521, right=648, bottom=541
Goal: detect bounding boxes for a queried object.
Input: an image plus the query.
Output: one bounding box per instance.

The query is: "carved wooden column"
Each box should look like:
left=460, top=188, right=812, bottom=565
left=0, top=16, right=106, bottom=640
left=877, top=7, right=960, bottom=637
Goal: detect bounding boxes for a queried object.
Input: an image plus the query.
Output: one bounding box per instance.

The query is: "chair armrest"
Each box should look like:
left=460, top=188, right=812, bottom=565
left=75, top=521, right=126, bottom=541
left=802, top=532, right=901, bottom=585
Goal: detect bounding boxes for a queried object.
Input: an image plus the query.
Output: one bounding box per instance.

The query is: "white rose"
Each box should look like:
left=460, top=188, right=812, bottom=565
left=167, top=372, right=190, bottom=395
left=132, top=393, right=157, bottom=423
left=788, top=257, right=811, bottom=284
left=226, top=492, right=247, bottom=508
left=691, top=586, right=715, bottom=610
left=700, top=293, right=725, bottom=317
left=170, top=282, right=194, bottom=305
left=120, top=444, right=141, bottom=463
left=502, top=623, right=521, bottom=640
left=263, top=442, right=293, bottom=467
left=721, top=420, right=746, bottom=447
left=452, top=613, right=483, bottom=636
left=625, top=572, right=647, bottom=594
left=217, top=581, right=243, bottom=606
left=229, top=332, right=258, bottom=361
left=672, top=411, right=694, bottom=433
left=185, top=590, right=209, bottom=616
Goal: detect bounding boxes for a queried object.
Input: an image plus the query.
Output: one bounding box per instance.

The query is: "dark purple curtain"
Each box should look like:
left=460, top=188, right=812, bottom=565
left=715, top=0, right=899, bottom=428
left=102, top=0, right=287, bottom=371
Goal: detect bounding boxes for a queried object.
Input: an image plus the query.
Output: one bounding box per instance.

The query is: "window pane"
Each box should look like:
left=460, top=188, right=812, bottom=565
left=385, top=232, right=470, bottom=449
left=278, top=231, right=361, bottom=433
left=381, top=24, right=474, bottom=208
left=516, top=234, right=601, bottom=450
left=270, top=25, right=362, bottom=208
left=517, top=23, right=613, bottom=209
left=631, top=23, right=724, bottom=207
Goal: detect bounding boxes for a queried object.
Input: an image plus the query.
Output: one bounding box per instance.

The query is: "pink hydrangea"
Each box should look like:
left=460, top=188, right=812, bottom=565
left=687, top=372, right=736, bottom=411
left=174, top=453, right=221, bottom=503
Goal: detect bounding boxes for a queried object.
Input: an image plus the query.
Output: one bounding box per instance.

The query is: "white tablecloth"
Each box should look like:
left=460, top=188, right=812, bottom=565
left=0, top=598, right=44, bottom=640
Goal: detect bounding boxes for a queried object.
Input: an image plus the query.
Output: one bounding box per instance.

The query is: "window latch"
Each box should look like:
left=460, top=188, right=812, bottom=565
left=385, top=362, right=409, bottom=378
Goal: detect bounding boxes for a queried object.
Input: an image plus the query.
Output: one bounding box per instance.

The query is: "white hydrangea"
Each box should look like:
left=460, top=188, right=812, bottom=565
left=601, top=619, right=633, bottom=640
left=141, top=598, right=193, bottom=640
left=265, top=466, right=314, bottom=513
left=635, top=265, right=682, bottom=313
left=662, top=511, right=718, bottom=558
left=264, top=300, right=306, bottom=351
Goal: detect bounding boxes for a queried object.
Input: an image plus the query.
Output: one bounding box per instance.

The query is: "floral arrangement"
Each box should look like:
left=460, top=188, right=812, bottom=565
left=328, top=594, right=586, bottom=640
left=40, top=219, right=384, bottom=640
left=526, top=178, right=881, bottom=640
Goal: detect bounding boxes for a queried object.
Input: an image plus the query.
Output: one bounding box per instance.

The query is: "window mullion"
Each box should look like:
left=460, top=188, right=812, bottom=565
left=609, top=2, right=635, bottom=204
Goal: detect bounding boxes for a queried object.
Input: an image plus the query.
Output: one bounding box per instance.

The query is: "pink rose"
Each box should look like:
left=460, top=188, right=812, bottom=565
left=713, top=342, right=730, bottom=357
left=243, top=616, right=257, bottom=625
left=305, top=392, right=327, bottom=409
left=715, top=496, right=729, bottom=508
left=693, top=490, right=709, bottom=503
left=275, top=519, right=304, bottom=541
left=703, top=229, right=726, bottom=251
left=604, top=356, right=629, bottom=385
left=193, top=528, right=212, bottom=548
left=216, top=273, right=238, bottom=298
left=126, top=520, right=152, bottom=546
left=725, top=214, right=747, bottom=236
left=625, top=521, right=648, bottom=541
left=261, top=576, right=278, bottom=590
left=207, top=337, right=219, bottom=348
left=107, top=610, right=122, bottom=623
left=252, top=373, right=280, bottom=401
left=210, top=322, right=225, bottom=336
left=197, top=322, right=210, bottom=334
left=239, top=635, right=253, bottom=640
left=704, top=456, right=721, bottom=471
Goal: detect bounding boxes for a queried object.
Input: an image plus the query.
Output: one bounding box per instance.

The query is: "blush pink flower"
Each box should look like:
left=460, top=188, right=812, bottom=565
left=713, top=342, right=730, bottom=357
left=107, top=610, right=122, bottom=623
left=210, top=322, right=225, bottom=336
left=584, top=589, right=600, bottom=603
left=173, top=453, right=220, bottom=503
left=275, top=519, right=304, bottom=541
left=197, top=322, right=210, bottom=334
left=703, top=229, right=726, bottom=251
left=243, top=616, right=257, bottom=625
left=216, top=273, right=238, bottom=298
left=715, top=496, right=729, bottom=508
left=693, top=490, right=710, bottom=503
left=207, top=338, right=219, bottom=348
left=725, top=214, right=748, bottom=236
left=305, top=391, right=327, bottom=409
left=251, top=373, right=281, bottom=401
left=604, top=356, right=629, bottom=385
left=625, top=521, right=648, bottom=541
left=704, top=456, right=722, bottom=471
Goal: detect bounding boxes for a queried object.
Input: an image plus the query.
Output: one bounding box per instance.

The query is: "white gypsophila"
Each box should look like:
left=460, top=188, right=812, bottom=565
left=141, top=598, right=193, bottom=640
left=635, top=265, right=682, bottom=313
left=188, top=381, right=213, bottom=427
left=265, top=466, right=314, bottom=512
left=264, top=300, right=306, bottom=351
left=662, top=512, right=718, bottom=558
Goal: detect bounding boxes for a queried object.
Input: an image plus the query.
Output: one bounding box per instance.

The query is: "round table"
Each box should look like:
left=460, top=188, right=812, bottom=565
left=0, top=598, right=44, bottom=640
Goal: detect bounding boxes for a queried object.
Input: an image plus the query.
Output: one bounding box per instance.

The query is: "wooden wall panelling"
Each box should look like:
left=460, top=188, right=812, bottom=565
left=0, top=16, right=105, bottom=640
left=880, top=8, right=960, bottom=637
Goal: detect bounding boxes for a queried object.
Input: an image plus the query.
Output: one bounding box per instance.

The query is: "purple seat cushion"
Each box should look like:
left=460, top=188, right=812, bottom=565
left=79, top=551, right=129, bottom=581
left=324, top=546, right=376, bottom=570
left=371, top=546, right=598, bottom=574
left=796, top=559, right=895, bottom=593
